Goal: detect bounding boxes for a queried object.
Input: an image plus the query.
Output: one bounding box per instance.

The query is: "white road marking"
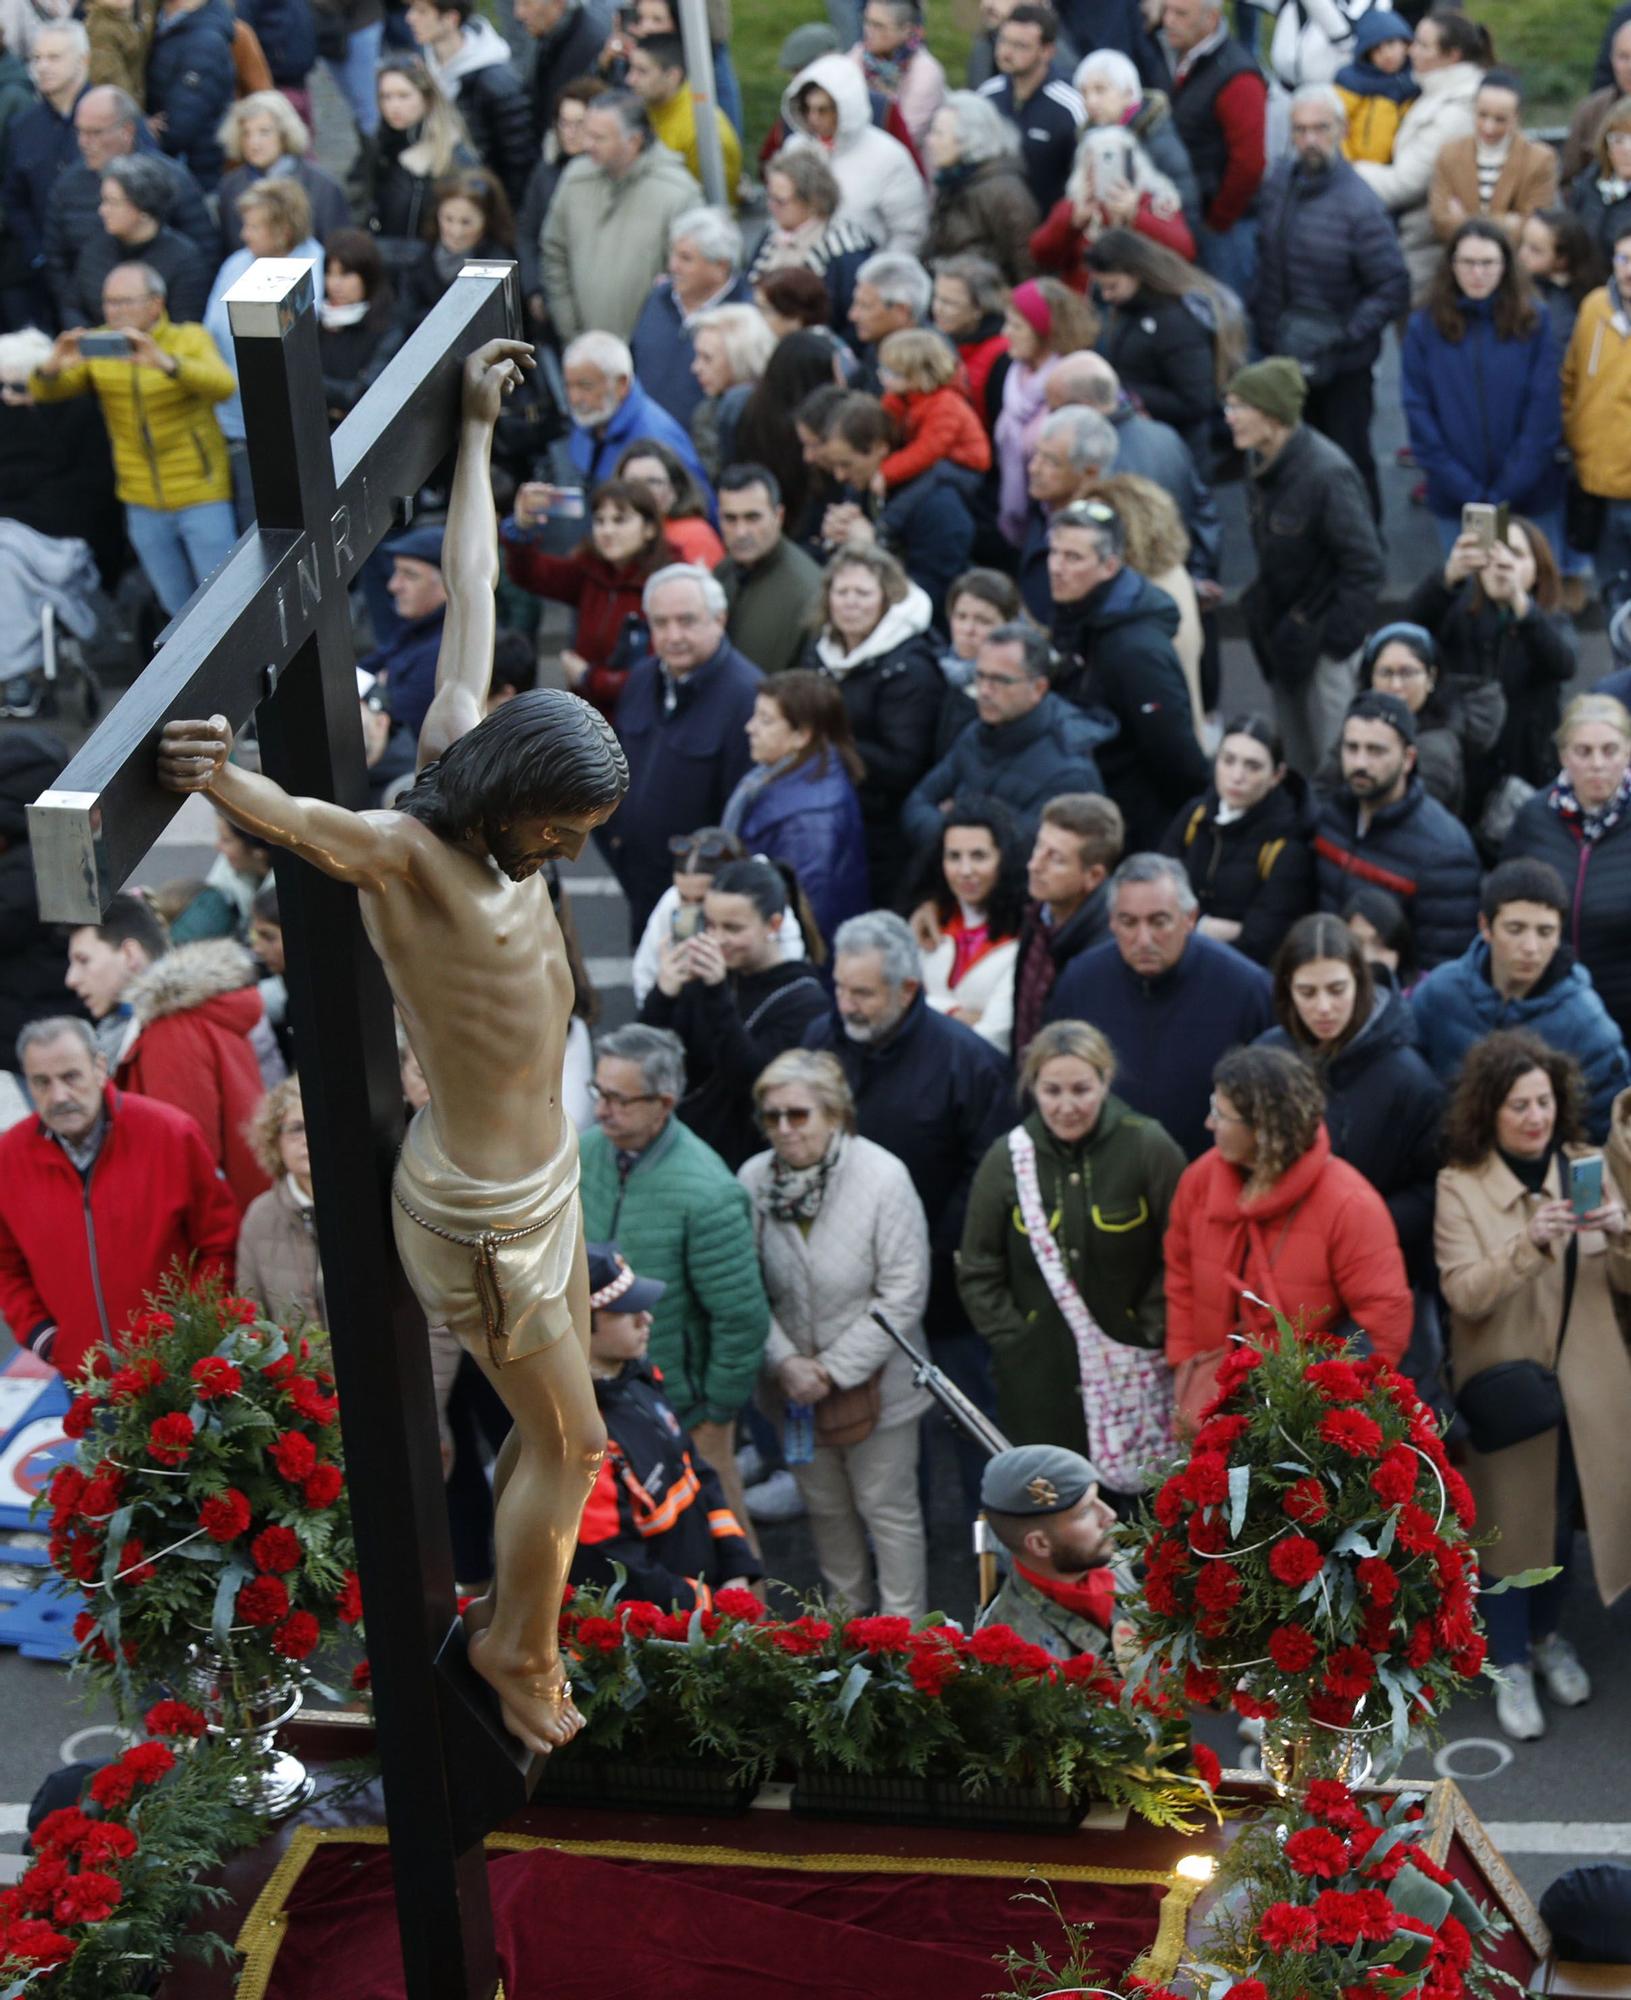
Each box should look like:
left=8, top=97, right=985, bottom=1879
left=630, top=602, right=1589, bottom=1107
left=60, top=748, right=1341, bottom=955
left=58, top=1723, right=134, bottom=1764
left=1433, top=1737, right=1514, bottom=1783
left=556, top=876, right=621, bottom=895
left=0, top=1805, right=28, bottom=1835
left=1482, top=1822, right=1631, bottom=1855
left=585, top=956, right=633, bottom=988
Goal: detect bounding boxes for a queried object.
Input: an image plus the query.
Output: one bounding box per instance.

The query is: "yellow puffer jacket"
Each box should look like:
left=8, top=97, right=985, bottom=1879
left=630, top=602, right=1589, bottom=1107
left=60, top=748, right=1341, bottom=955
left=1562, top=287, right=1631, bottom=502
left=1337, top=88, right=1409, bottom=167
left=30, top=316, right=235, bottom=511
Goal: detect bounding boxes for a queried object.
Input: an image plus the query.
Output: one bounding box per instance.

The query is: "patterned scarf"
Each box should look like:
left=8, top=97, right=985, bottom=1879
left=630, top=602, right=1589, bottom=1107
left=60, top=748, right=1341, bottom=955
left=1549, top=764, right=1631, bottom=844
left=764, top=1130, right=844, bottom=1224
left=861, top=26, right=923, bottom=96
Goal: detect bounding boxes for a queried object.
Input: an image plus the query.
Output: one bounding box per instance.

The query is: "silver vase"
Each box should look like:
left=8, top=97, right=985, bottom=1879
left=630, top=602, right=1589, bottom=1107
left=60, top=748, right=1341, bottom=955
left=1260, top=1716, right=1375, bottom=1796
left=186, top=1648, right=315, bottom=1818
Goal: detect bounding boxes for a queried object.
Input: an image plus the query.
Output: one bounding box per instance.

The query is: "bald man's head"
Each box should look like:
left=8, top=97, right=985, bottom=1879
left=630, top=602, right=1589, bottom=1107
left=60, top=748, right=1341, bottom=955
left=1045, top=350, right=1120, bottom=412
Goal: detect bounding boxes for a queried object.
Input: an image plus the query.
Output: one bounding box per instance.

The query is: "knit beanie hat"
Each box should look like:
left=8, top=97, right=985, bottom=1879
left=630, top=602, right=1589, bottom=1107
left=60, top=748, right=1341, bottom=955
left=780, top=23, right=840, bottom=70
left=1346, top=689, right=1418, bottom=747
left=1009, top=280, right=1052, bottom=339
left=1228, top=357, right=1307, bottom=427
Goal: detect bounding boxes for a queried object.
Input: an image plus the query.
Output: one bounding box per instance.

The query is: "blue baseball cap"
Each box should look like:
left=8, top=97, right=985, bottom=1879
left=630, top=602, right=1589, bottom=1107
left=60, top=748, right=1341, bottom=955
left=386, top=524, right=445, bottom=568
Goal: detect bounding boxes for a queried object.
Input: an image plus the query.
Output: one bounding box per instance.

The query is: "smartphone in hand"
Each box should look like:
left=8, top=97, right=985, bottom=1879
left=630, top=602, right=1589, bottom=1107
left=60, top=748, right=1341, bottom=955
left=1570, top=1154, right=1604, bottom=1219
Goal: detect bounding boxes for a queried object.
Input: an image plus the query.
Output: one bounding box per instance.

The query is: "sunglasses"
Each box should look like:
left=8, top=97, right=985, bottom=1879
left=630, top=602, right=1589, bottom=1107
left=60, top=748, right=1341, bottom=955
left=668, top=833, right=738, bottom=866
left=760, top=1105, right=814, bottom=1128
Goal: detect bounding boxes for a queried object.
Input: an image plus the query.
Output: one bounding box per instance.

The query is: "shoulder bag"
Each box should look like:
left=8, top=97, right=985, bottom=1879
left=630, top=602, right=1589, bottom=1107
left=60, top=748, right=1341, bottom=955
left=1454, top=1223, right=1576, bottom=1455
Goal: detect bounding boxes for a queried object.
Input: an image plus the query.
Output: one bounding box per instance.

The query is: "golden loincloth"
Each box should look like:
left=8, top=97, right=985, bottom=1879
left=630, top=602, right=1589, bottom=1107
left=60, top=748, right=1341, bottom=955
left=391, top=1106, right=580, bottom=1367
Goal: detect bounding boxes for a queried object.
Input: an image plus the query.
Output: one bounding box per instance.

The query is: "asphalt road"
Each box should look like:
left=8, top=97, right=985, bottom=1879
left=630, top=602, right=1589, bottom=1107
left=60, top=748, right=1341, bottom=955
left=0, top=60, right=1620, bottom=1907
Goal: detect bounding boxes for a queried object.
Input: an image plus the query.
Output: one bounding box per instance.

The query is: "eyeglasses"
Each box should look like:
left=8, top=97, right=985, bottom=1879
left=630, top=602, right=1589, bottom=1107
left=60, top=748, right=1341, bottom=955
left=1372, top=662, right=1428, bottom=683
left=667, top=832, right=737, bottom=865
left=1451, top=255, right=1504, bottom=273
left=589, top=1084, right=661, bottom=1109
left=1208, top=1096, right=1248, bottom=1125
left=759, top=1105, right=814, bottom=1128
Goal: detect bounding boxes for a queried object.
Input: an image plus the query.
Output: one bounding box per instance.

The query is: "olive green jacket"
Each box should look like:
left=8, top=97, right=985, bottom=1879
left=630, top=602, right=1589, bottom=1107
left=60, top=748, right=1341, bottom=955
left=956, top=1099, right=1185, bottom=1457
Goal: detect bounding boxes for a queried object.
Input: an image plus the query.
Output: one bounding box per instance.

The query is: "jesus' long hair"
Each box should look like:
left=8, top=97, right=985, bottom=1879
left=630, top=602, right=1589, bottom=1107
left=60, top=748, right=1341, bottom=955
left=395, top=688, right=628, bottom=842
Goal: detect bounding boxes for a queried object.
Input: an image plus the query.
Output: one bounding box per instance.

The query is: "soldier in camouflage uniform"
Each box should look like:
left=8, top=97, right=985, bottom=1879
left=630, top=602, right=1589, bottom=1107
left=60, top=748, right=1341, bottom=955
left=975, top=1443, right=1131, bottom=1662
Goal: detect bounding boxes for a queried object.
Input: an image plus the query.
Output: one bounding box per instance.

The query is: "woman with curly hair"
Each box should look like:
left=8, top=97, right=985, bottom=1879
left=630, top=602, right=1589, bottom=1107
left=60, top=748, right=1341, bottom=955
left=1435, top=1029, right=1631, bottom=1741
left=1163, top=1044, right=1413, bottom=1426
left=236, top=1078, right=325, bottom=1327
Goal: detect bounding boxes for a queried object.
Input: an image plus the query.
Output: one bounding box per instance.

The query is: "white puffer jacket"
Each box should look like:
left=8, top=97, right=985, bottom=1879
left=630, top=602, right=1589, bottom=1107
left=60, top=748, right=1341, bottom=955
left=1354, top=60, right=1482, bottom=292
left=740, top=1134, right=932, bottom=1429
left=780, top=53, right=930, bottom=256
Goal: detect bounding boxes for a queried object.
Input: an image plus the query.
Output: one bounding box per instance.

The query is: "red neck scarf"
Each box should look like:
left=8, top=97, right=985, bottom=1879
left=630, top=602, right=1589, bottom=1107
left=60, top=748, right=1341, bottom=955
left=1015, top=1560, right=1115, bottom=1637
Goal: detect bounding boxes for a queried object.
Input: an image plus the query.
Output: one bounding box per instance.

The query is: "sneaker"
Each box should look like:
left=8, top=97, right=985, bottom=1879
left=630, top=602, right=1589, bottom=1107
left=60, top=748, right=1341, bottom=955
left=1494, top=1662, right=1546, bottom=1741
left=1532, top=1633, right=1592, bottom=1707
left=735, top=1443, right=768, bottom=1489
left=744, top=1468, right=806, bottom=1523
left=1236, top=1712, right=1265, bottom=1745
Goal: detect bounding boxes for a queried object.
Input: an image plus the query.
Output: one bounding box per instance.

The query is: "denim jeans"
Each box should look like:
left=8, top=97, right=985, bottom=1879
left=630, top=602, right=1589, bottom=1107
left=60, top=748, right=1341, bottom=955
left=1593, top=496, right=1631, bottom=616
left=326, top=22, right=384, bottom=135
left=1197, top=216, right=1258, bottom=313
left=1481, top=1422, right=1578, bottom=1668
left=123, top=501, right=238, bottom=617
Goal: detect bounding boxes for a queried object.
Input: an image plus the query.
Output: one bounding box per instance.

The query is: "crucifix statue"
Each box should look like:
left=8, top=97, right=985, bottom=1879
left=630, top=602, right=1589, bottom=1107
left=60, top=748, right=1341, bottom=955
left=28, top=260, right=607, bottom=2000
left=158, top=337, right=627, bottom=1752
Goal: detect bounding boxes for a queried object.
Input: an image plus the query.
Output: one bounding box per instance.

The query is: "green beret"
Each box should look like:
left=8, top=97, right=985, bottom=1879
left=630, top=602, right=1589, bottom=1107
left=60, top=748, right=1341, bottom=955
left=980, top=1445, right=1100, bottom=1518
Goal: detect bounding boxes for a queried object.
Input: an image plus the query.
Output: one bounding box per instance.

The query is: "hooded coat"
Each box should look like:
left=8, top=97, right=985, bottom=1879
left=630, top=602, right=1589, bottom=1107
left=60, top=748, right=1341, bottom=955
left=1051, top=564, right=1209, bottom=850
left=113, top=940, right=271, bottom=1208
left=1313, top=774, right=1482, bottom=973
left=957, top=1097, right=1186, bottom=1455
left=1160, top=771, right=1318, bottom=966
left=1354, top=60, right=1482, bottom=293
left=901, top=690, right=1114, bottom=854
left=424, top=15, right=536, bottom=205
left=1165, top=1122, right=1413, bottom=1366
left=1258, top=984, right=1445, bottom=1277
left=0, top=730, right=79, bottom=1063
left=1436, top=1128, right=1631, bottom=1599
left=811, top=582, right=944, bottom=898
left=780, top=54, right=929, bottom=255
left=1411, top=937, right=1631, bottom=1144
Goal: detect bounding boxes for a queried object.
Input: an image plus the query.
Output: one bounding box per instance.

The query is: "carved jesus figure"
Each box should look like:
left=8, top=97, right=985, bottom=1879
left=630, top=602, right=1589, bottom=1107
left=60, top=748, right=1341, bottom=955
left=158, top=340, right=628, bottom=1754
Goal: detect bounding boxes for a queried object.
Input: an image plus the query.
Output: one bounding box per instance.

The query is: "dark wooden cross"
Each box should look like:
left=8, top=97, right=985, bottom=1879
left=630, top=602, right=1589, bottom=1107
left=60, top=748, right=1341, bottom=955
left=29, top=259, right=539, bottom=2000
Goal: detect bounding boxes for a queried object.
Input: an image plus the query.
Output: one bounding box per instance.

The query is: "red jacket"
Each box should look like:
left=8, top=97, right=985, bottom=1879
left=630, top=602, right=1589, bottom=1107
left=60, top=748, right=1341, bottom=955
left=504, top=538, right=677, bottom=722
left=1163, top=1124, right=1411, bottom=1367
left=1029, top=195, right=1198, bottom=290
left=880, top=384, right=992, bottom=489
left=956, top=328, right=1010, bottom=430
left=0, top=1086, right=240, bottom=1379
left=113, top=941, right=270, bottom=1210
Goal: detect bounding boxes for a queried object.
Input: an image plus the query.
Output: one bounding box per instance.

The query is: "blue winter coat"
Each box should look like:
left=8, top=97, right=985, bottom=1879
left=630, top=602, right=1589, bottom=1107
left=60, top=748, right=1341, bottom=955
left=0, top=91, right=81, bottom=271
left=1400, top=298, right=1563, bottom=521
left=900, top=692, right=1115, bottom=854
left=146, top=0, right=237, bottom=187
left=877, top=463, right=976, bottom=614
left=734, top=755, right=870, bottom=946
left=1410, top=935, right=1631, bottom=1142
left=630, top=273, right=754, bottom=430
left=568, top=376, right=714, bottom=507
left=358, top=607, right=446, bottom=742
left=236, top=0, right=317, bottom=86
left=1313, top=776, right=1481, bottom=972
left=609, top=638, right=763, bottom=936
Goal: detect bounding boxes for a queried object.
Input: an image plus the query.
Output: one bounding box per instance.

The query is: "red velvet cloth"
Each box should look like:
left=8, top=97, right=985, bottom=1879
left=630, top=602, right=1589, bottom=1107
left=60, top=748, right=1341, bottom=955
left=258, top=1840, right=1169, bottom=1999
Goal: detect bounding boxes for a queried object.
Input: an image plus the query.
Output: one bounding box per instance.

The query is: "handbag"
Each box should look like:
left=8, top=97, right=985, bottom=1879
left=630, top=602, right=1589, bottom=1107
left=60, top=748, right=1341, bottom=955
left=814, top=1372, right=882, bottom=1447
left=1454, top=1222, right=1576, bottom=1454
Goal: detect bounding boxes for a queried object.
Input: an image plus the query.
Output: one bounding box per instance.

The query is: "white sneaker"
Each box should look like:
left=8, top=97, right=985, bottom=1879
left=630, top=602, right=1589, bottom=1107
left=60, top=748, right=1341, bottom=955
left=735, top=1443, right=768, bottom=1489
left=1494, top=1662, right=1546, bottom=1741
left=744, top=1468, right=806, bottom=1523
left=1532, top=1633, right=1592, bottom=1707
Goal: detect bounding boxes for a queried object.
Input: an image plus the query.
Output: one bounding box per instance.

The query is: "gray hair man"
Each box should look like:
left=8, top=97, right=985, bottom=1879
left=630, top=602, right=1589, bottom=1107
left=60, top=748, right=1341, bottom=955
left=520, top=328, right=713, bottom=497
left=849, top=249, right=933, bottom=355
left=803, top=905, right=1012, bottom=1510
left=630, top=203, right=752, bottom=426
left=605, top=566, right=763, bottom=939
left=579, top=1020, right=769, bottom=1543
left=1023, top=406, right=1119, bottom=604
left=1046, top=851, right=1273, bottom=1156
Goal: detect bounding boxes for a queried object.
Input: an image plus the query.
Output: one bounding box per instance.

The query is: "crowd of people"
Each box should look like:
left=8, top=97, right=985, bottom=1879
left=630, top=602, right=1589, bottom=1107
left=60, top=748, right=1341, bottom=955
left=5, top=0, right=1631, bottom=1753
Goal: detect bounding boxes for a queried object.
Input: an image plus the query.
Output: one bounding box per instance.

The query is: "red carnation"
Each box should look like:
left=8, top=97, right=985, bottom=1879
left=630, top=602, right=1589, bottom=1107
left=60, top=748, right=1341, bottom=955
left=47, top=1465, right=86, bottom=1523
left=222, top=1295, right=260, bottom=1323
left=53, top=1869, right=123, bottom=1927
left=1191, top=1743, right=1222, bottom=1790
left=287, top=1376, right=340, bottom=1427
left=1230, top=1688, right=1279, bottom=1720
left=1268, top=1623, right=1318, bottom=1673
left=1269, top=1535, right=1324, bottom=1587
left=1395, top=1502, right=1441, bottom=1555
left=1405, top=1617, right=1436, bottom=1667
left=79, top=1470, right=123, bottom=1520
left=1322, top=1643, right=1378, bottom=1700
left=337, top=1570, right=364, bottom=1624
left=1224, top=1985, right=1270, bottom=2000
left=146, top=1411, right=195, bottom=1466
left=31, top=1809, right=93, bottom=1855
left=1356, top=1556, right=1401, bottom=1605
left=76, top=1823, right=137, bottom=1868
left=237, top=1574, right=290, bottom=1626
left=127, top=1308, right=175, bottom=1343
left=1304, top=1778, right=1366, bottom=1831
left=4, top=1918, right=76, bottom=1967
left=1183, top=1453, right=1231, bottom=1507
left=1318, top=1408, right=1385, bottom=1459
left=1188, top=1509, right=1230, bottom=1555
left=1257, top=1902, right=1320, bottom=1951
left=108, top=1356, right=163, bottom=1402
left=1193, top=1561, right=1242, bottom=1614
left=1304, top=1358, right=1367, bottom=1402
left=1153, top=1474, right=1187, bottom=1526
left=712, top=1587, right=763, bottom=1622
left=1184, top=1663, right=1223, bottom=1704
left=1283, top=1477, right=1329, bottom=1525
left=1443, top=1465, right=1476, bottom=1527
left=351, top=1659, right=372, bottom=1693
left=1370, top=1444, right=1418, bottom=1509
left=1314, top=1886, right=1397, bottom=1946
left=62, top=1394, right=96, bottom=1439
left=1451, top=1635, right=1488, bottom=1678
left=302, top=1463, right=344, bottom=1509
left=769, top=1615, right=833, bottom=1655
left=273, top=1610, right=321, bottom=1660
left=843, top=1615, right=913, bottom=1654
left=1285, top=1826, right=1350, bottom=1878
left=200, top=1487, right=252, bottom=1542
left=190, top=1357, right=242, bottom=1400
left=144, top=1699, right=207, bottom=1739
left=907, top=1646, right=961, bottom=1695
left=1194, top=1412, right=1252, bottom=1453
left=114, top=1536, right=154, bottom=1586
left=251, top=1526, right=303, bottom=1575
left=89, top=1742, right=174, bottom=1807
left=269, top=1430, right=318, bottom=1482
left=1309, top=1688, right=1361, bottom=1728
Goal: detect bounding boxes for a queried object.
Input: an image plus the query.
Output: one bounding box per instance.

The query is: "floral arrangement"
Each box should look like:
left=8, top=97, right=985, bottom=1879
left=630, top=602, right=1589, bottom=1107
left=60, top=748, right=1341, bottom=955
left=1123, top=1321, right=1490, bottom=1754
left=0, top=1705, right=267, bottom=1998
left=38, top=1276, right=360, bottom=1718
left=1195, top=1779, right=1522, bottom=2000
left=557, top=1582, right=1213, bottom=1825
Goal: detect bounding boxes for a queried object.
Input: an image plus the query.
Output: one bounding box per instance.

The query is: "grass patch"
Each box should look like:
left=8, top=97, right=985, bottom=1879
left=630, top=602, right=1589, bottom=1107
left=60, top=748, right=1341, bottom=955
left=731, top=0, right=974, bottom=161
left=1476, top=0, right=1614, bottom=119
